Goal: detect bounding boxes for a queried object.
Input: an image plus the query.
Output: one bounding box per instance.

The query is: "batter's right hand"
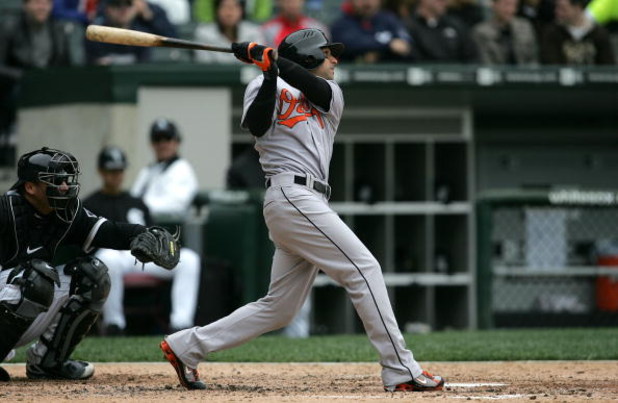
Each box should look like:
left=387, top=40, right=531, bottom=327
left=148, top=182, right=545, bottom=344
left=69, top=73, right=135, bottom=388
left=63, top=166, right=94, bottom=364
left=248, top=44, right=277, bottom=73
left=231, top=42, right=254, bottom=64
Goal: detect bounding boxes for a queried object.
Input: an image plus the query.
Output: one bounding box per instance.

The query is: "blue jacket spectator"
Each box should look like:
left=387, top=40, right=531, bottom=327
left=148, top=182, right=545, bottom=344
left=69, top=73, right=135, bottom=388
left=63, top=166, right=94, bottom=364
left=86, top=0, right=176, bottom=64
left=52, top=0, right=97, bottom=25
left=331, top=0, right=413, bottom=62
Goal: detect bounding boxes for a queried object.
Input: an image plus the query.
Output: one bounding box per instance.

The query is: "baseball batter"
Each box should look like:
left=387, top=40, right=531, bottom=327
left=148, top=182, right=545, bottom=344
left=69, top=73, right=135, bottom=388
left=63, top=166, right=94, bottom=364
left=160, top=28, right=444, bottom=393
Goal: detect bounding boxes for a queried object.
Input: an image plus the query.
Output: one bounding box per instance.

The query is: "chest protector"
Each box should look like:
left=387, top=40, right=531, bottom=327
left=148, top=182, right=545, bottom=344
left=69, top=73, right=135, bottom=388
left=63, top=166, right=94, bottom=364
left=2, top=194, right=73, bottom=269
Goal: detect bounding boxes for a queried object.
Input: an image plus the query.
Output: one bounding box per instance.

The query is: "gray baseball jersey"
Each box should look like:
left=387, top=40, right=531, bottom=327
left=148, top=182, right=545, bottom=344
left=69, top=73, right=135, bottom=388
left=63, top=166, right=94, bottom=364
left=242, top=75, right=343, bottom=182
left=166, top=72, right=423, bottom=388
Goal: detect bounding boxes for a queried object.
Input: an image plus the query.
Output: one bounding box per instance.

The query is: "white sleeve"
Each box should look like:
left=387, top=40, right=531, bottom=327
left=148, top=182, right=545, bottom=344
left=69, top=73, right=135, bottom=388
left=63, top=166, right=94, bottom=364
left=130, top=167, right=151, bottom=198
left=141, top=160, right=198, bottom=216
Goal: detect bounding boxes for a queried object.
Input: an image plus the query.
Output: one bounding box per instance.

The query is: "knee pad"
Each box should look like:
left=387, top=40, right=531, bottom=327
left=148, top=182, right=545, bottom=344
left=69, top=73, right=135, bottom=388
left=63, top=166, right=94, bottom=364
left=3, top=259, right=59, bottom=320
left=0, top=260, right=59, bottom=362
left=64, top=256, right=111, bottom=312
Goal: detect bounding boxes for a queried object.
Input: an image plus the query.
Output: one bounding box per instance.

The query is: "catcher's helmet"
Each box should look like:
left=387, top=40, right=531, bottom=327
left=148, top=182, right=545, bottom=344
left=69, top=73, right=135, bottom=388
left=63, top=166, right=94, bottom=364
left=278, top=28, right=344, bottom=70
left=98, top=146, right=128, bottom=171
left=11, top=147, right=80, bottom=222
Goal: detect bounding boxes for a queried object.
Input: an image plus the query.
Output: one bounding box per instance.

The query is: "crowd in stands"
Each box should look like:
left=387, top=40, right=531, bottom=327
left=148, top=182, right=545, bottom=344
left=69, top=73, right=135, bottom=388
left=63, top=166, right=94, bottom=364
left=1, top=0, right=616, bottom=68
left=0, top=0, right=617, bottom=159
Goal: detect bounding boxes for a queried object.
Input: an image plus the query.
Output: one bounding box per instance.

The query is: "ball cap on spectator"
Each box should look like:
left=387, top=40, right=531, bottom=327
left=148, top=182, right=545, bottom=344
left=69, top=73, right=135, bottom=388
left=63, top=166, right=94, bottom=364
left=98, top=145, right=128, bottom=170
left=150, top=118, right=181, bottom=142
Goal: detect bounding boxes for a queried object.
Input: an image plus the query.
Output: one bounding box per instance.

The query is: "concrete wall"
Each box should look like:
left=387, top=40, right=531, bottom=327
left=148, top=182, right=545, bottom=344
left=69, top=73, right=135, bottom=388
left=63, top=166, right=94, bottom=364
left=14, top=87, right=231, bottom=198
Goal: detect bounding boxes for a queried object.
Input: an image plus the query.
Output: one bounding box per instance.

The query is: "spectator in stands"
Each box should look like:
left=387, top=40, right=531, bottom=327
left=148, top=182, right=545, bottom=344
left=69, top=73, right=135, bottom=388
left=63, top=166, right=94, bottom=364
left=52, top=0, right=100, bottom=24
left=447, top=0, right=485, bottom=28
left=85, top=0, right=176, bottom=64
left=585, top=0, right=618, bottom=59
left=330, top=0, right=413, bottom=63
left=194, top=0, right=264, bottom=63
left=132, top=118, right=199, bottom=219
left=85, top=146, right=201, bottom=335
left=382, top=0, right=414, bottom=19
left=404, top=0, right=479, bottom=63
left=0, top=0, right=84, bottom=165
left=472, top=0, right=539, bottom=65
left=518, top=0, right=555, bottom=37
left=261, top=0, right=329, bottom=47
left=0, top=0, right=84, bottom=69
left=586, top=0, right=618, bottom=25
left=147, top=0, right=190, bottom=24
left=194, top=0, right=273, bottom=23
left=541, top=0, right=615, bottom=64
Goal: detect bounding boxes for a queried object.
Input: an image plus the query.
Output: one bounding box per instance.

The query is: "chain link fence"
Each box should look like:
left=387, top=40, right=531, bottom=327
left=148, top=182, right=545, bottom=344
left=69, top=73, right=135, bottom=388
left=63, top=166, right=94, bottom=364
left=477, top=189, right=618, bottom=328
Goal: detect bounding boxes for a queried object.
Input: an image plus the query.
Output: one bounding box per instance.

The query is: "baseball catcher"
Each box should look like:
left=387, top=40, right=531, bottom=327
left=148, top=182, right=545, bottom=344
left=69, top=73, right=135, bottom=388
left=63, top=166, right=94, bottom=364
left=0, top=147, right=179, bottom=382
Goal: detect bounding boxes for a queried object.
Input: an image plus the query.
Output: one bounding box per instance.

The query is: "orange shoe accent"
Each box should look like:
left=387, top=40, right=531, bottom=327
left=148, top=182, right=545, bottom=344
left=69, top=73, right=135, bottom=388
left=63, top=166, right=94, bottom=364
left=160, top=340, right=206, bottom=390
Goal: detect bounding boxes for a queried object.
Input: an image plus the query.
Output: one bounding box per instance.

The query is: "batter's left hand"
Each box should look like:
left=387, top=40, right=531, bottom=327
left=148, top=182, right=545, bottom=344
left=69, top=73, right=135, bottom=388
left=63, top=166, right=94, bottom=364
left=231, top=42, right=254, bottom=64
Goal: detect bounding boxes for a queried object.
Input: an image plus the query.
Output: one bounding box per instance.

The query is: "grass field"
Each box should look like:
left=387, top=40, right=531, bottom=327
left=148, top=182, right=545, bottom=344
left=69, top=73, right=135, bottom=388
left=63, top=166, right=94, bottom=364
left=11, top=328, right=618, bottom=363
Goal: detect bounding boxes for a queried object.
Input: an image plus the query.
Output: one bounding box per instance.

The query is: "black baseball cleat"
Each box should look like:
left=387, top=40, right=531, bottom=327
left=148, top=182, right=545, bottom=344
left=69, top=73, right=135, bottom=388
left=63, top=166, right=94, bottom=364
left=385, top=370, right=445, bottom=392
left=160, top=340, right=206, bottom=390
left=26, top=360, right=94, bottom=380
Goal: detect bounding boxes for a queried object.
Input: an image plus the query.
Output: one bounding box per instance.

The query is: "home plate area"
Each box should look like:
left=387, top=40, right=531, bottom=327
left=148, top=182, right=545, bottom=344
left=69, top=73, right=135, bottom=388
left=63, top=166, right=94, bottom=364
left=1, top=361, right=616, bottom=401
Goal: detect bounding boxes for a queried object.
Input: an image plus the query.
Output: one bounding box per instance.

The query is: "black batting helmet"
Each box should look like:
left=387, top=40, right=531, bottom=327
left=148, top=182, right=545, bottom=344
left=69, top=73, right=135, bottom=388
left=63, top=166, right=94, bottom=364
left=11, top=147, right=80, bottom=222
left=278, top=28, right=344, bottom=70
left=98, top=145, right=128, bottom=171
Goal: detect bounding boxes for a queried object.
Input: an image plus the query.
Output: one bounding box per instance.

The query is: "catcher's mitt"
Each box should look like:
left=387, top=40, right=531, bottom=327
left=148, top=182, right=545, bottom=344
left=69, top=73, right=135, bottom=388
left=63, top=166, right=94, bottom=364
left=130, top=226, right=180, bottom=270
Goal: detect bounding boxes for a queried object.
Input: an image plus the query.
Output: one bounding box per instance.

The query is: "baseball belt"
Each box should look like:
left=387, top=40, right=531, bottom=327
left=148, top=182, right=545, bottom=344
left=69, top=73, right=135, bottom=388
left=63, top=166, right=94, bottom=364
left=266, top=174, right=331, bottom=199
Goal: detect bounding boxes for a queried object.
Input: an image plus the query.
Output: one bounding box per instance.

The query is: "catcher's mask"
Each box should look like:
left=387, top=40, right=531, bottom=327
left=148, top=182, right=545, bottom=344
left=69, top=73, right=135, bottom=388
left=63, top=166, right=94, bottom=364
left=12, top=147, right=81, bottom=223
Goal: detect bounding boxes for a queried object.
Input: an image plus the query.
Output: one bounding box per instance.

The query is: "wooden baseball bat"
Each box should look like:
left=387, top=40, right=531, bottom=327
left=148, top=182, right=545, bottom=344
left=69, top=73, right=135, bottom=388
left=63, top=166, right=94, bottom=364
left=86, top=25, right=233, bottom=53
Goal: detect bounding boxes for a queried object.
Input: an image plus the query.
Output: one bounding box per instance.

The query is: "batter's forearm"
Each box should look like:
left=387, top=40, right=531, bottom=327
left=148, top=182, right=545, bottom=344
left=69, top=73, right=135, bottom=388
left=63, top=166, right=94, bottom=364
left=277, top=57, right=332, bottom=111
left=243, top=73, right=277, bottom=137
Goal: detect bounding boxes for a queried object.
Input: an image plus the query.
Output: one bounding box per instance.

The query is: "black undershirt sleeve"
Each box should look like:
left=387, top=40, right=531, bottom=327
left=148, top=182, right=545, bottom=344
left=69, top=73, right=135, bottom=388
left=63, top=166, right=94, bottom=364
left=242, top=57, right=333, bottom=137
left=242, top=73, right=277, bottom=137
left=277, top=57, right=332, bottom=111
left=92, top=221, right=146, bottom=250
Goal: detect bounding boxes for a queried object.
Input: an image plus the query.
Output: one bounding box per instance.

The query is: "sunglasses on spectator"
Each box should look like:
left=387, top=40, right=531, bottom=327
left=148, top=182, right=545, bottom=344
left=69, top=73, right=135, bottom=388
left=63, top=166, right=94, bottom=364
left=151, top=134, right=176, bottom=143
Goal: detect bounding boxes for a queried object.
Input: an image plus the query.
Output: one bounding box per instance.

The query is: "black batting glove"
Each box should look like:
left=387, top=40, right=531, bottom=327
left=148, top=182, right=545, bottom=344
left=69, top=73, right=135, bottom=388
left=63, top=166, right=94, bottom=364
left=248, top=44, right=278, bottom=74
left=231, top=42, right=253, bottom=64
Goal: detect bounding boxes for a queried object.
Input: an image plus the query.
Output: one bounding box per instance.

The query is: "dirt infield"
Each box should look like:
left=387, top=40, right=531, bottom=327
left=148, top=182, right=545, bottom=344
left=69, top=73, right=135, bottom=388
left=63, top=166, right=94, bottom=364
left=1, top=361, right=616, bottom=401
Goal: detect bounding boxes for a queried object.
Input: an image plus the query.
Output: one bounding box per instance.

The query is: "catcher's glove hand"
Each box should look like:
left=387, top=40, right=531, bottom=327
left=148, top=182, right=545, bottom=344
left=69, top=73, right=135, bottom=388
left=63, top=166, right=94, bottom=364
left=130, top=226, right=180, bottom=270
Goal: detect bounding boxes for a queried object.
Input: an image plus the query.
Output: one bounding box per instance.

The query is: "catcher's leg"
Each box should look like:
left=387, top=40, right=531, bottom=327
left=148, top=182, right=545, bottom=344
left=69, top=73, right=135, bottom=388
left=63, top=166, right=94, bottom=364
left=0, top=261, right=58, bottom=381
left=26, top=256, right=110, bottom=380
